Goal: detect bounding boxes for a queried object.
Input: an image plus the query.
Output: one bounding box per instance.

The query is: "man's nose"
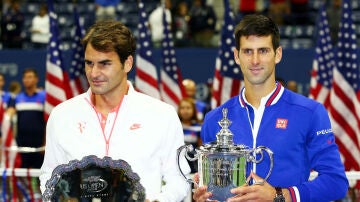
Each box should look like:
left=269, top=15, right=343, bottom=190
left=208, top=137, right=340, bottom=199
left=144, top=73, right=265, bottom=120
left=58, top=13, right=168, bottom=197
left=250, top=53, right=260, bottom=65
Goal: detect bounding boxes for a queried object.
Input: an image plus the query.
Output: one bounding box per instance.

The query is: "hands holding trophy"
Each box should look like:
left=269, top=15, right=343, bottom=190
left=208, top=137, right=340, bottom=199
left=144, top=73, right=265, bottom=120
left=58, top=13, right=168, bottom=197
left=177, top=108, right=274, bottom=202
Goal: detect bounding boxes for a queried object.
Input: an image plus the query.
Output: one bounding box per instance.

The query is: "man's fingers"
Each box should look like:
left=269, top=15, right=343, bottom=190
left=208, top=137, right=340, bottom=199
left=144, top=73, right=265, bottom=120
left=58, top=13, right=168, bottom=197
left=250, top=171, right=266, bottom=185
left=193, top=186, right=213, bottom=202
left=246, top=171, right=266, bottom=185
left=194, top=172, right=199, bottom=184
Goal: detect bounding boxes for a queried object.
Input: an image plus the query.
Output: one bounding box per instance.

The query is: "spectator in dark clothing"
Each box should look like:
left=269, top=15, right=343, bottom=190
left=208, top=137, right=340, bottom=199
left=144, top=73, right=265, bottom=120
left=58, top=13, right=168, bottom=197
left=174, top=1, right=191, bottom=47
left=188, top=0, right=217, bottom=47
left=1, top=0, right=24, bottom=49
left=288, top=0, right=310, bottom=25
left=327, top=0, right=342, bottom=44
left=268, top=0, right=290, bottom=25
left=8, top=68, right=46, bottom=168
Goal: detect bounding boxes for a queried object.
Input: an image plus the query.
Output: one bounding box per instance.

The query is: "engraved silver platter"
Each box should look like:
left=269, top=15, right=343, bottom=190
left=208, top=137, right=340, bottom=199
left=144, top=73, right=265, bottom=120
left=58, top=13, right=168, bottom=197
left=42, top=155, right=145, bottom=202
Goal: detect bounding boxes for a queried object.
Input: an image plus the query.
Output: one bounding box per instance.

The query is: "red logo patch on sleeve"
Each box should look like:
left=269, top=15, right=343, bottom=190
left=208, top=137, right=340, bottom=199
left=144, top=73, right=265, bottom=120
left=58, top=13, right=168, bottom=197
left=276, top=118, right=288, bottom=129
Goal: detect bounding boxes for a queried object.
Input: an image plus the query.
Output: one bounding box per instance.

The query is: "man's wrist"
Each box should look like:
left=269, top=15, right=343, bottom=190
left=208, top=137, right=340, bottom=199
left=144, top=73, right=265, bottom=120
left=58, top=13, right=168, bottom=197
left=273, top=187, right=285, bottom=202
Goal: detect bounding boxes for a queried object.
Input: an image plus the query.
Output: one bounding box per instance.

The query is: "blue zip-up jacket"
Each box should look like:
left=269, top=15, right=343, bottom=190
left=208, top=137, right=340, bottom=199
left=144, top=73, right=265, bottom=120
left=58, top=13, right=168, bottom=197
left=201, top=84, right=348, bottom=201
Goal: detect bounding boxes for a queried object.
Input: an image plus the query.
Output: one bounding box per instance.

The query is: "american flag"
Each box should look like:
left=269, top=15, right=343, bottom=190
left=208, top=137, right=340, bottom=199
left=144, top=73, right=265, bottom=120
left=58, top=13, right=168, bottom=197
left=328, top=0, right=360, bottom=176
left=0, top=100, right=21, bottom=169
left=0, top=113, right=21, bottom=168
left=135, top=1, right=161, bottom=99
left=160, top=6, right=185, bottom=107
left=308, top=3, right=335, bottom=108
left=69, top=5, right=88, bottom=96
left=211, top=0, right=243, bottom=109
left=45, top=0, right=73, bottom=119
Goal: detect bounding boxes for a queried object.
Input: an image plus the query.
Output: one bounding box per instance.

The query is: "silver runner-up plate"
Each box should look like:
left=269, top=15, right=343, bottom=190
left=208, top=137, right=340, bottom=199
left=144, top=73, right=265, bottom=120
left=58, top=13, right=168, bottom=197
left=42, top=155, right=145, bottom=202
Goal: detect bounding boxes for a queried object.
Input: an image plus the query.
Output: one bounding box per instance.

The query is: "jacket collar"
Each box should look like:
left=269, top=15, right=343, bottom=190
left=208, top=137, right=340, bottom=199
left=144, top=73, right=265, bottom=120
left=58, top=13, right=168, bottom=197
left=239, top=82, right=284, bottom=108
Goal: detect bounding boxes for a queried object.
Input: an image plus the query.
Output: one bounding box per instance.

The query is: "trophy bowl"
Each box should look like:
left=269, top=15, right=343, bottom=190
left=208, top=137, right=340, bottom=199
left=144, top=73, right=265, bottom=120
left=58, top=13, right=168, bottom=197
left=42, top=155, right=146, bottom=202
left=177, top=108, right=273, bottom=202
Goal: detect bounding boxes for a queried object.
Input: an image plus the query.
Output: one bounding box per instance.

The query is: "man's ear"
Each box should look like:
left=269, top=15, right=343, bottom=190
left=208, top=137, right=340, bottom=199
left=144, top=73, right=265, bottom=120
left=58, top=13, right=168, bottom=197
left=124, top=55, right=133, bottom=73
left=275, top=46, right=282, bottom=64
left=234, top=48, right=240, bottom=65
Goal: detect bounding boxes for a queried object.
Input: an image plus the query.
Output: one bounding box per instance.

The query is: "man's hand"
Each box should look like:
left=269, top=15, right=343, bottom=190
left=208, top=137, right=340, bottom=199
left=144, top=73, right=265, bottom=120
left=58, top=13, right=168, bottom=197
left=193, top=172, right=289, bottom=202
left=192, top=185, right=215, bottom=202
left=192, top=173, right=216, bottom=202
left=227, top=172, right=277, bottom=202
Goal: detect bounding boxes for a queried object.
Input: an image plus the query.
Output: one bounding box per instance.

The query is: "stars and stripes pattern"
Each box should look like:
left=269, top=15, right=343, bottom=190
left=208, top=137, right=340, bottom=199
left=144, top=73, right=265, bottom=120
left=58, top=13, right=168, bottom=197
left=328, top=0, right=360, bottom=176
left=69, top=5, right=88, bottom=96
left=309, top=2, right=335, bottom=108
left=135, top=0, right=161, bottom=99
left=160, top=6, right=185, bottom=107
left=0, top=112, right=21, bottom=168
left=45, top=0, right=73, bottom=119
left=211, top=0, right=243, bottom=109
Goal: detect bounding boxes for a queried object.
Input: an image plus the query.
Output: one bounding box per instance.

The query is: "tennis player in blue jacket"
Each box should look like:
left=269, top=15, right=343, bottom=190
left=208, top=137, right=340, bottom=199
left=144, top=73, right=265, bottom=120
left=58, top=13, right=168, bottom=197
left=193, top=14, right=348, bottom=202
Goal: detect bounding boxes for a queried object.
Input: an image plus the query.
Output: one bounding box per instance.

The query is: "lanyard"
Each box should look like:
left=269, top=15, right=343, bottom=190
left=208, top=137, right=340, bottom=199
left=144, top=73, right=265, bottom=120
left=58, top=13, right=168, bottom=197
left=93, top=98, right=124, bottom=156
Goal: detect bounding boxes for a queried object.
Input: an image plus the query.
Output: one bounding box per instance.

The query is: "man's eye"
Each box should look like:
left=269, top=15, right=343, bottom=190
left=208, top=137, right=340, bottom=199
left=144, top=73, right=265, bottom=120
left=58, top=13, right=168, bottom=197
left=243, top=49, right=252, bottom=54
left=100, top=62, right=111, bottom=66
left=259, top=49, right=269, bottom=54
left=85, top=61, right=93, bottom=66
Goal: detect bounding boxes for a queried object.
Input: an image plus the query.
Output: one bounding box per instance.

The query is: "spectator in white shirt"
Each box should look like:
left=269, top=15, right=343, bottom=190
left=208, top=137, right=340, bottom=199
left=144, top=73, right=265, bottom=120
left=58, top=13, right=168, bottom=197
left=30, top=4, right=50, bottom=49
left=149, top=0, right=172, bottom=47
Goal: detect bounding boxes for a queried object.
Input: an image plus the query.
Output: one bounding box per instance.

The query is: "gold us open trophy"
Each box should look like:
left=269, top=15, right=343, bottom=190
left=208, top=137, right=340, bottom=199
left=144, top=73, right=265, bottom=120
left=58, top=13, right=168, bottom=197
left=177, top=108, right=274, bottom=201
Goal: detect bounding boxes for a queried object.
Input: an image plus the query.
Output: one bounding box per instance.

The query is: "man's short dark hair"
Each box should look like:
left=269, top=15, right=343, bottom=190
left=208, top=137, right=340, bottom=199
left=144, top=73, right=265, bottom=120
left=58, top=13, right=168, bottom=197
left=234, top=14, right=280, bottom=51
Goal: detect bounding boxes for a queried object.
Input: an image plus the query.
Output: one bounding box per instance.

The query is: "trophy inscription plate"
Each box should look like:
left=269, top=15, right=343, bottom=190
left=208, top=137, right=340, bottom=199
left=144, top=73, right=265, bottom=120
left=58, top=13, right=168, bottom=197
left=42, top=155, right=145, bottom=202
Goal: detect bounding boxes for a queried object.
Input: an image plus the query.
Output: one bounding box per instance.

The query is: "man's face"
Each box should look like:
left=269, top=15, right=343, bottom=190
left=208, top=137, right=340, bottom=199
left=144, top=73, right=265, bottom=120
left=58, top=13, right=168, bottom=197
left=22, top=72, right=38, bottom=89
left=234, top=35, right=282, bottom=86
left=84, top=44, right=132, bottom=96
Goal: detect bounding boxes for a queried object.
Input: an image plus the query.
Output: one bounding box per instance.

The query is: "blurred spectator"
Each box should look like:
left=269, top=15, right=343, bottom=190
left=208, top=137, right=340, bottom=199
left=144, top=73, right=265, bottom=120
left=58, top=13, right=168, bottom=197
left=8, top=80, right=21, bottom=97
left=0, top=73, right=11, bottom=142
left=149, top=0, right=172, bottom=47
left=6, top=80, right=22, bottom=140
left=177, top=97, right=202, bottom=173
left=1, top=0, right=24, bottom=49
left=286, top=80, right=298, bottom=93
left=8, top=68, right=46, bottom=168
left=174, top=1, right=191, bottom=47
left=288, top=0, right=309, bottom=25
left=327, top=0, right=342, bottom=45
left=237, top=0, right=266, bottom=19
left=182, top=78, right=210, bottom=121
left=95, top=0, right=120, bottom=21
left=0, top=73, right=11, bottom=108
left=188, top=0, right=216, bottom=47
left=30, top=4, right=50, bottom=49
left=2, top=0, right=11, bottom=14
left=268, top=0, right=290, bottom=25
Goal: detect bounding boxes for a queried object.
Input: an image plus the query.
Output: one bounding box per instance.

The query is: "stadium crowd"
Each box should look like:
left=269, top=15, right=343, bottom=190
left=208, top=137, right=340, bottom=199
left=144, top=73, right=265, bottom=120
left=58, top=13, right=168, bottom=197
left=1, top=0, right=356, bottom=50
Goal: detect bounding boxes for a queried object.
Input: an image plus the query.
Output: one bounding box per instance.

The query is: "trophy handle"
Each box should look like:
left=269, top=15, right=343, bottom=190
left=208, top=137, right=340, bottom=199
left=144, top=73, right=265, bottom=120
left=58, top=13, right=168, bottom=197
left=253, top=146, right=274, bottom=182
left=176, top=144, right=198, bottom=185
